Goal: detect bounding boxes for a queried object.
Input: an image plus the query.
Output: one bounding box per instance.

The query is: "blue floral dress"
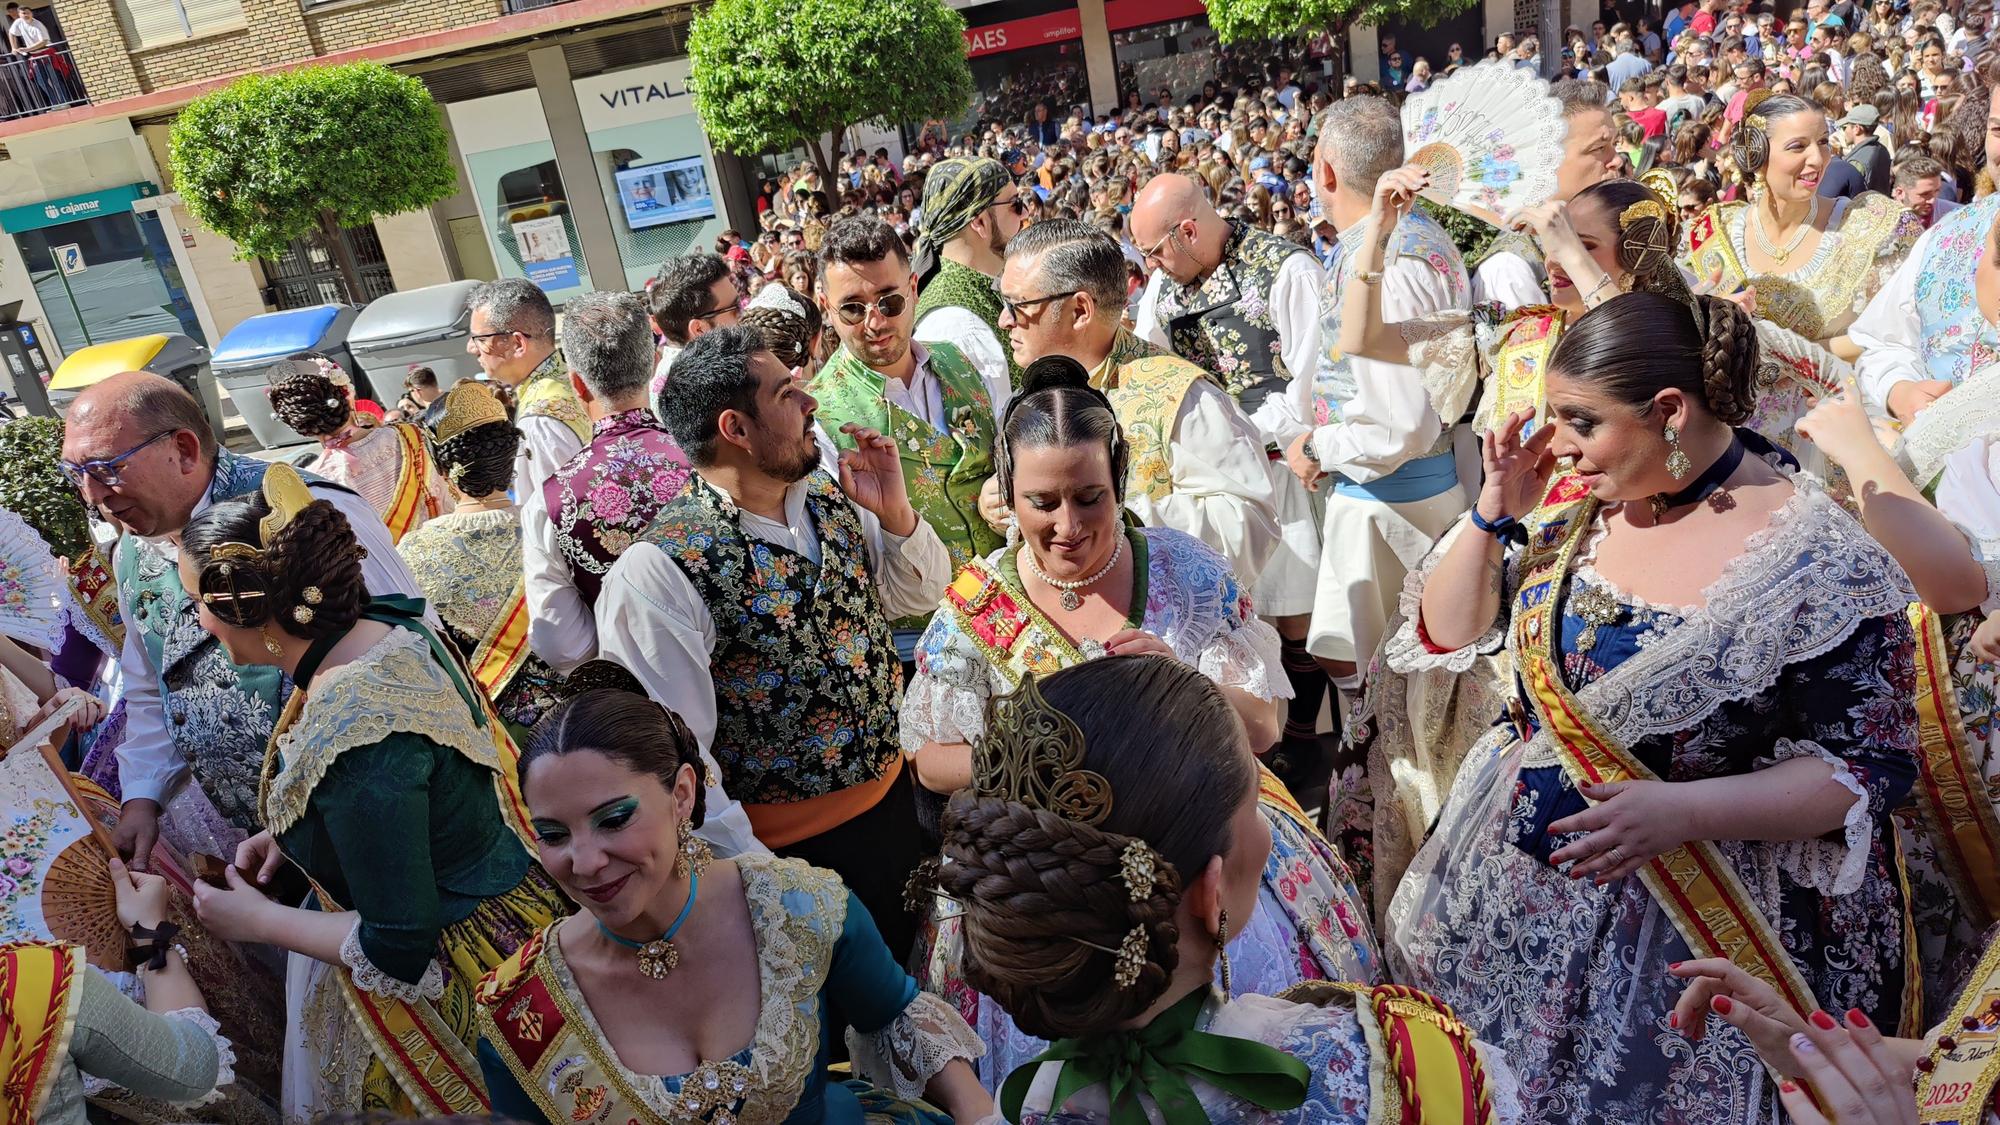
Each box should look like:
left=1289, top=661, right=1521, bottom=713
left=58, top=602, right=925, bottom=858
left=1385, top=480, right=1919, bottom=1125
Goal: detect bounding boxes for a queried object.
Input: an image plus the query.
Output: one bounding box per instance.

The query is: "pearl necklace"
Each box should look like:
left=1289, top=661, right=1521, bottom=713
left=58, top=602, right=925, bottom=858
left=1749, top=195, right=1818, bottom=267
left=1021, top=533, right=1124, bottom=611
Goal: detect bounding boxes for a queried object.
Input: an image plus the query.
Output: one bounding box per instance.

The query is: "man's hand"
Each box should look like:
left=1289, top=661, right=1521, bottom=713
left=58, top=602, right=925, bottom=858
left=113, top=798, right=162, bottom=872
left=1284, top=433, right=1326, bottom=491
left=836, top=423, right=918, bottom=537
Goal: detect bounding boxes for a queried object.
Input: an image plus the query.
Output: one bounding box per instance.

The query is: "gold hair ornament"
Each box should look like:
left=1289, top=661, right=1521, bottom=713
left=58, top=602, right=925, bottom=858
left=1619, top=198, right=1677, bottom=263
left=971, top=673, right=1113, bottom=826
left=431, top=379, right=510, bottom=445
left=196, top=464, right=315, bottom=609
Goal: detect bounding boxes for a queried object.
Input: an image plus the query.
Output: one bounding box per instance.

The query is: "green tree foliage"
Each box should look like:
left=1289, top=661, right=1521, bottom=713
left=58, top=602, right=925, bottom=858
left=1207, top=0, right=1479, bottom=48
left=168, top=61, right=458, bottom=263
left=0, top=416, right=90, bottom=561
left=689, top=0, right=974, bottom=182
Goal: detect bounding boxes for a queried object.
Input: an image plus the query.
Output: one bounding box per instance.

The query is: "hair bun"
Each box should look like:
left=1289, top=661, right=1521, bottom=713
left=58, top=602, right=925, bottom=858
left=1019, top=355, right=1093, bottom=397
left=1692, top=295, right=1758, bottom=425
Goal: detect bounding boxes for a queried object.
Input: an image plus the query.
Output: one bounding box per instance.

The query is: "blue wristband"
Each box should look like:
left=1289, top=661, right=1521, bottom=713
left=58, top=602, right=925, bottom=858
left=1468, top=508, right=1528, bottom=544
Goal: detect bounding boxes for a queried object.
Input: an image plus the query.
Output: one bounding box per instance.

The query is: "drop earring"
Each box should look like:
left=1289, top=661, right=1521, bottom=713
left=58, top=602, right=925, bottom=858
left=1216, top=906, right=1232, bottom=995
left=1663, top=422, right=1691, bottom=480
left=673, top=815, right=713, bottom=880
left=262, top=629, right=285, bottom=658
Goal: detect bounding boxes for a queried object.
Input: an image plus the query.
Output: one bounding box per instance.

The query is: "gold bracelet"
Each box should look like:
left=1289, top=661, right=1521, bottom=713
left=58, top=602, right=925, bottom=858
left=1357, top=269, right=1385, bottom=285
left=1581, top=275, right=1617, bottom=306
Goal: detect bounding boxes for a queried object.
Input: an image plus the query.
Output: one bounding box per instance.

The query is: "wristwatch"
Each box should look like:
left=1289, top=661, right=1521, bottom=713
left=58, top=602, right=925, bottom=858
left=1298, top=434, right=1319, bottom=467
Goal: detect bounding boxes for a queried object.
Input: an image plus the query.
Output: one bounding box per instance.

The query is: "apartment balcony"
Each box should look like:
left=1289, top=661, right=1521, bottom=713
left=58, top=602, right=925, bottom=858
left=501, top=0, right=579, bottom=12
left=0, top=39, right=87, bottom=123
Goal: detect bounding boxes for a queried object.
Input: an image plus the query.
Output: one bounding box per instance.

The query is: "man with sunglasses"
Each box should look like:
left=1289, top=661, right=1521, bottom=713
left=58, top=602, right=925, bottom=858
left=466, top=278, right=591, bottom=501
left=809, top=216, right=1005, bottom=669
left=911, top=156, right=1026, bottom=392
left=645, top=252, right=741, bottom=392
left=61, top=372, right=424, bottom=872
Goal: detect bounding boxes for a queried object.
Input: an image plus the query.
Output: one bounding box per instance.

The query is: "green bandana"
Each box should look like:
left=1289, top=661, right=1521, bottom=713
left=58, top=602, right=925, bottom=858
left=999, top=988, right=1311, bottom=1125
left=913, top=156, right=1011, bottom=285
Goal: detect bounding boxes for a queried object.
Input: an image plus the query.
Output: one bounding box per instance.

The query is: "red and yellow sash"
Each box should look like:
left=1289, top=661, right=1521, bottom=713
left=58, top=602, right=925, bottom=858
left=1512, top=474, right=1820, bottom=1026
left=0, top=941, right=83, bottom=1125
left=1685, top=204, right=1750, bottom=295
left=1907, top=604, right=2000, bottom=929
left=383, top=422, right=434, bottom=545
left=1286, top=980, right=1496, bottom=1125
left=1916, top=932, right=2000, bottom=1124
left=1482, top=308, right=1564, bottom=436
left=468, top=583, right=532, bottom=703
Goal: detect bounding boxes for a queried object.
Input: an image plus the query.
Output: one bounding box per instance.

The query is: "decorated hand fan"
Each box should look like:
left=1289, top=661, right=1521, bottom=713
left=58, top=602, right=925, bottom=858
left=1400, top=61, right=1567, bottom=225
left=0, top=505, right=65, bottom=652
left=0, top=696, right=126, bottom=971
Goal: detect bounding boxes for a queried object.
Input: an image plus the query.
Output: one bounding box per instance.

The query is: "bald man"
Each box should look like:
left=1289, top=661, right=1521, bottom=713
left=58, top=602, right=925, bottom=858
left=62, top=372, right=423, bottom=869
left=1130, top=171, right=1326, bottom=778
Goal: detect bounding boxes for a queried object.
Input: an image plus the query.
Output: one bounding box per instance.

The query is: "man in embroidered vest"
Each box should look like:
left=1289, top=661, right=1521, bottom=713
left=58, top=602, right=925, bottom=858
left=645, top=252, right=741, bottom=396
left=466, top=278, right=590, bottom=500
left=997, top=218, right=1280, bottom=589
left=911, top=156, right=1025, bottom=393
left=1282, top=95, right=1471, bottom=701
left=1129, top=170, right=1328, bottom=773
left=809, top=215, right=1004, bottom=666
left=1471, top=80, right=1619, bottom=311
left=596, top=327, right=948, bottom=956
left=521, top=290, right=693, bottom=671
left=63, top=372, right=423, bottom=871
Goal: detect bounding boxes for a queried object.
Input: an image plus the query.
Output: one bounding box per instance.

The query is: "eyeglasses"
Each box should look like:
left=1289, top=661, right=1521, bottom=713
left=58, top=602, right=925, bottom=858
left=60, top=429, right=175, bottom=490
left=988, top=196, right=1027, bottom=216
left=1139, top=223, right=1186, bottom=265
left=834, top=291, right=909, bottom=325
left=995, top=288, right=1080, bottom=320
left=469, top=329, right=528, bottom=347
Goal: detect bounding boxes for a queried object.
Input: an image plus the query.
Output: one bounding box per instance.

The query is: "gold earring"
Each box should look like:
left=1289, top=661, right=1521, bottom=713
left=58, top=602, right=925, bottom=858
left=262, top=629, right=285, bottom=657
left=673, top=815, right=712, bottom=880
left=1216, top=906, right=1232, bottom=995
left=1663, top=422, right=1692, bottom=480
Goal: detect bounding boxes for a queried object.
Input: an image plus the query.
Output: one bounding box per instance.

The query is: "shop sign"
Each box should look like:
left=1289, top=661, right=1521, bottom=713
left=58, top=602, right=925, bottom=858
left=0, top=181, right=158, bottom=234
left=963, top=9, right=1082, bottom=58
left=574, top=58, right=699, bottom=132
left=512, top=215, right=580, bottom=293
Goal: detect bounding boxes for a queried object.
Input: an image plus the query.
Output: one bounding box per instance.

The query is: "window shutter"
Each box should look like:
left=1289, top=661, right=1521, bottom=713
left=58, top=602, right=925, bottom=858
left=178, top=0, right=244, bottom=37
left=116, top=0, right=189, bottom=48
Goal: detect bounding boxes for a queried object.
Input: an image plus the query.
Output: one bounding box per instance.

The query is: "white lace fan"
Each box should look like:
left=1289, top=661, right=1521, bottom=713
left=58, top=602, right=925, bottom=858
left=1400, top=61, right=1567, bottom=225
left=0, top=506, right=65, bottom=651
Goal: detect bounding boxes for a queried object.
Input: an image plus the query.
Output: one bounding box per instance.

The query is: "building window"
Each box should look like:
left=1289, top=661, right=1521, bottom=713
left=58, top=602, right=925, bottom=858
left=117, top=0, right=245, bottom=49
left=260, top=223, right=395, bottom=310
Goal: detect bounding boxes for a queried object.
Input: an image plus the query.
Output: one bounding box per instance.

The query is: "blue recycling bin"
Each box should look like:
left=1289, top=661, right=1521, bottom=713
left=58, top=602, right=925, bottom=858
left=209, top=304, right=360, bottom=450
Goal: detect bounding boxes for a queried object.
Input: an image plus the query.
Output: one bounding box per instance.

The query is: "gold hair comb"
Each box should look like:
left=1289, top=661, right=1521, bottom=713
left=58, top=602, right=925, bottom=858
left=972, top=673, right=1112, bottom=825
left=431, top=380, right=510, bottom=444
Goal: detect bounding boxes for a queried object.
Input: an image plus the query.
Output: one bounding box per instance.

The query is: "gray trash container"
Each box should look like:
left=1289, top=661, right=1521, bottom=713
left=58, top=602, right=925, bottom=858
left=347, top=280, right=485, bottom=396
left=48, top=334, right=222, bottom=438
left=209, top=304, right=361, bottom=451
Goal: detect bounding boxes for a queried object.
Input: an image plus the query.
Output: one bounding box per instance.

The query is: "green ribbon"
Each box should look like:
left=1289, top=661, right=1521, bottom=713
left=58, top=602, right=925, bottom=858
left=999, top=988, right=1311, bottom=1125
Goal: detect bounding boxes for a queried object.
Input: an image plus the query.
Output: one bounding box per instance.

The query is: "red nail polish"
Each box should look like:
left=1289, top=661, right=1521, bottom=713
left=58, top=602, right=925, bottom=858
left=1780, top=1081, right=1799, bottom=1094
left=1713, top=996, right=1734, bottom=1015
left=1668, top=961, right=1683, bottom=970
left=1848, top=1008, right=1873, bottom=1029
left=1669, top=1011, right=1680, bottom=1028
left=1811, top=1010, right=1838, bottom=1031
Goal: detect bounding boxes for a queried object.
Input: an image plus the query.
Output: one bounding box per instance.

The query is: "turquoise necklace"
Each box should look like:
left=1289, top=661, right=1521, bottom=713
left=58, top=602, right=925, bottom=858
left=596, top=871, right=699, bottom=979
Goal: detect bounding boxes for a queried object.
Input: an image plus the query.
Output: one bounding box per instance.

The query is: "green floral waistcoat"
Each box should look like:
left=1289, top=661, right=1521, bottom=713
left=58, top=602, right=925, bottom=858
left=639, top=471, right=902, bottom=805
left=913, top=258, right=1022, bottom=387
left=808, top=340, right=1003, bottom=633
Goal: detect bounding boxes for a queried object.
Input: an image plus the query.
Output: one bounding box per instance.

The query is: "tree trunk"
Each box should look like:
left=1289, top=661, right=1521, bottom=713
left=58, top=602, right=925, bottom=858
left=1540, top=0, right=1564, bottom=78
left=317, top=209, right=366, bottom=306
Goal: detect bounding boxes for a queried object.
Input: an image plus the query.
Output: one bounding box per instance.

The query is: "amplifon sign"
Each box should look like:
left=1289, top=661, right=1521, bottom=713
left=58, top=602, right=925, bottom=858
left=962, top=9, right=1083, bottom=58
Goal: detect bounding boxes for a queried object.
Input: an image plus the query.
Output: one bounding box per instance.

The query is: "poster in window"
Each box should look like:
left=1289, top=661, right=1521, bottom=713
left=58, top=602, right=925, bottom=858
left=511, top=215, right=580, bottom=292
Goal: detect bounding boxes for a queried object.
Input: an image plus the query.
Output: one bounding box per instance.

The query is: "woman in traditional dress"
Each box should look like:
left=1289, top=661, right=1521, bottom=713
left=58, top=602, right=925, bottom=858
left=933, top=655, right=1515, bottom=1125
left=476, top=689, right=992, bottom=1124
left=10, top=859, right=233, bottom=1125
left=396, top=381, right=568, bottom=736
left=268, top=355, right=449, bottom=544
left=901, top=361, right=1380, bottom=1089
left=1680, top=91, right=1921, bottom=462
left=1385, top=290, right=1919, bottom=1125
left=176, top=464, right=565, bottom=1117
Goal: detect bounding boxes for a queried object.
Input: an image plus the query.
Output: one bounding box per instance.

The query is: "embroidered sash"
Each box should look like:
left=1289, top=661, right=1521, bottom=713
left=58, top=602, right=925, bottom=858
left=1483, top=309, right=1564, bottom=436
left=1685, top=204, right=1750, bottom=295
left=941, top=528, right=1151, bottom=685
left=382, top=422, right=433, bottom=544
left=1907, top=603, right=2000, bottom=929
left=65, top=543, right=123, bottom=655
left=468, top=582, right=532, bottom=702
left=1281, top=980, right=1497, bottom=1125
left=0, top=941, right=82, bottom=1125
left=1915, top=932, right=2000, bottom=1124
left=1512, top=474, right=1821, bottom=1027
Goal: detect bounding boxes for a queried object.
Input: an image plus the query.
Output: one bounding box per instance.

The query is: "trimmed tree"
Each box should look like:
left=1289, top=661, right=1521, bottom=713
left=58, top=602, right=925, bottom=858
left=689, top=0, right=974, bottom=185
left=1206, top=0, right=1480, bottom=78
left=168, top=61, right=459, bottom=301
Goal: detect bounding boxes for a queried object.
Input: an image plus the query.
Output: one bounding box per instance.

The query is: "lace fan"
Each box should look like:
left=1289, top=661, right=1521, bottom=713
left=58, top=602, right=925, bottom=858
left=0, top=506, right=66, bottom=651
left=0, top=713, right=125, bottom=971
left=1401, top=61, right=1566, bottom=225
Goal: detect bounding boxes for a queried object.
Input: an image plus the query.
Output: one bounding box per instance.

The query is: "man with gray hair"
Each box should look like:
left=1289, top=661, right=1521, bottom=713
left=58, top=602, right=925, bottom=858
left=996, top=219, right=1280, bottom=588
left=1283, top=94, right=1470, bottom=701
left=466, top=278, right=590, bottom=499
left=521, top=290, right=694, bottom=676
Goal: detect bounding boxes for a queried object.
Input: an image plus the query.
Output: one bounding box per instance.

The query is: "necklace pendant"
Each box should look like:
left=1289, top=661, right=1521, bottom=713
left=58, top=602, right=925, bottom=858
left=637, top=939, right=679, bottom=979
left=1060, top=589, right=1081, bottom=611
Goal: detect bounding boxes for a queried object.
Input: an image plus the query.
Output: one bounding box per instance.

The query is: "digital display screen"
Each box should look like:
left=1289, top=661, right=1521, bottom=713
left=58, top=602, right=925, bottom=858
left=614, top=155, right=715, bottom=231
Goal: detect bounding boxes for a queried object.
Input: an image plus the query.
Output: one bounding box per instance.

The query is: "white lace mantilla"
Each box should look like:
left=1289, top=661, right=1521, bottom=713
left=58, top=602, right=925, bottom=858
left=339, top=919, right=443, bottom=1002
left=844, top=988, right=986, bottom=1101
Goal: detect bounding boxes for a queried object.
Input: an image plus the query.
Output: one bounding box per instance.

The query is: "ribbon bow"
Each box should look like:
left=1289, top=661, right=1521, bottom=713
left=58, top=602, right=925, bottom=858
left=999, top=988, right=1311, bottom=1125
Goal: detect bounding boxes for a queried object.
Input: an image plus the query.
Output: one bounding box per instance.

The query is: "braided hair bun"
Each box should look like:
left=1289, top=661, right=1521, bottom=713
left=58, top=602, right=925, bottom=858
left=1691, top=295, right=1758, bottom=424
left=1726, top=93, right=1820, bottom=191
left=268, top=358, right=353, bottom=438
left=429, top=420, right=522, bottom=499
left=1548, top=290, right=1760, bottom=425
left=181, top=493, right=368, bottom=640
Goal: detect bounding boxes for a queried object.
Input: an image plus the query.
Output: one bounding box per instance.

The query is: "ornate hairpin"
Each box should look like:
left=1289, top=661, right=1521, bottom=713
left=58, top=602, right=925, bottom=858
left=1744, top=113, right=1767, bottom=132
left=971, top=673, right=1112, bottom=826
left=311, top=355, right=353, bottom=390
left=1618, top=198, right=1676, bottom=261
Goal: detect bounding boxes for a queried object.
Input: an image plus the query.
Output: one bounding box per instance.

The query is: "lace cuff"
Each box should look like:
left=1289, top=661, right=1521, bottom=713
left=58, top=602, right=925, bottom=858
left=1759, top=738, right=1873, bottom=895
left=1954, top=523, right=2000, bottom=615
left=1399, top=312, right=1480, bottom=427
left=845, top=989, right=986, bottom=1102
left=1383, top=518, right=1510, bottom=675
left=339, top=920, right=443, bottom=1002
left=1198, top=615, right=1292, bottom=702
left=159, top=1007, right=236, bottom=1107
left=899, top=667, right=990, bottom=754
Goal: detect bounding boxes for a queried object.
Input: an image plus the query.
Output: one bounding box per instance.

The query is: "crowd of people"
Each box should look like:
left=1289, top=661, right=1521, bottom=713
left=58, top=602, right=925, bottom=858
left=8, top=2, right=2000, bottom=1122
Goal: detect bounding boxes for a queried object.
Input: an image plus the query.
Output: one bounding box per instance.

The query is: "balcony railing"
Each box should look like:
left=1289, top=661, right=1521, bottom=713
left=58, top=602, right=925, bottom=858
left=501, top=0, right=579, bottom=12
left=0, top=40, right=88, bottom=123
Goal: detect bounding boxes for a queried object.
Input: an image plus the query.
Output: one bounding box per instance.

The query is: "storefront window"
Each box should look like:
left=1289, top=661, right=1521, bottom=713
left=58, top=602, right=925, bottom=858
left=1, top=184, right=204, bottom=355
left=447, top=89, right=593, bottom=303
left=959, top=41, right=1089, bottom=134
left=573, top=60, right=725, bottom=292
left=1114, top=17, right=1221, bottom=107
